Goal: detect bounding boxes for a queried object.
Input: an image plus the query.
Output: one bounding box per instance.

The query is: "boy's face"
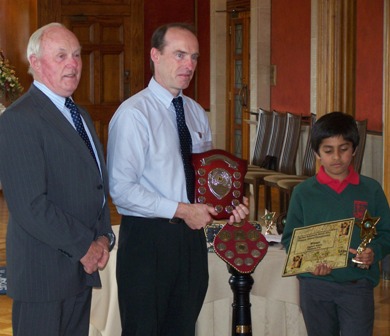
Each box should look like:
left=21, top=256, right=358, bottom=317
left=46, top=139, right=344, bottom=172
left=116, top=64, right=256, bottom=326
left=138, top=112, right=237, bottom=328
left=315, top=135, right=355, bottom=181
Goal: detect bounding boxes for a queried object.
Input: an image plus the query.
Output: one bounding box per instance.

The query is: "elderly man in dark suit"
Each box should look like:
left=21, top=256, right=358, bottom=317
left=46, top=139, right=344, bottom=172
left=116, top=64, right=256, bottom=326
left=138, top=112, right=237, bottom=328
left=0, top=22, right=115, bottom=336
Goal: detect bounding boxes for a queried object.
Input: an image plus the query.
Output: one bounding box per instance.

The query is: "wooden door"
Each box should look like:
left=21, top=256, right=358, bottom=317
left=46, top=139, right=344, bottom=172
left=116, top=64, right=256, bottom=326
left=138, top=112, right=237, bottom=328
left=226, top=6, right=250, bottom=160
left=38, top=0, right=144, bottom=154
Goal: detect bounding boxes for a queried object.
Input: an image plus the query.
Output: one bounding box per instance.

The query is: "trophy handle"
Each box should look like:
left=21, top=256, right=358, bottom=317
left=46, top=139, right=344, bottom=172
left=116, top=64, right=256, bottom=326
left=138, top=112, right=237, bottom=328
left=201, top=154, right=239, bottom=169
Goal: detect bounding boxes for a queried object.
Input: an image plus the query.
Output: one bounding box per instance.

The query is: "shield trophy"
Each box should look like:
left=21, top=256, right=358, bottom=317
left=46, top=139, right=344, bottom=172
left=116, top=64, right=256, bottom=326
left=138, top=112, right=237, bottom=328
left=192, top=149, right=247, bottom=220
left=192, top=149, right=269, bottom=336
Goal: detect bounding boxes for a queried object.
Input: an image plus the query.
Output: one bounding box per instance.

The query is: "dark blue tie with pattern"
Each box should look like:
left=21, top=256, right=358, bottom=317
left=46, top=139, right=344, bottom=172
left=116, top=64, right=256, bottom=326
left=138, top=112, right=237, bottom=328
left=65, top=97, right=98, bottom=169
left=172, top=96, right=195, bottom=203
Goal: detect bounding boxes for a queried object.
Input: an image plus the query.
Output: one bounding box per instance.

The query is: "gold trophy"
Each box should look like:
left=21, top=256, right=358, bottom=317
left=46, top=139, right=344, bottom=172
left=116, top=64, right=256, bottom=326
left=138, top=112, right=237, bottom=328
left=352, top=210, right=380, bottom=269
left=261, top=210, right=276, bottom=235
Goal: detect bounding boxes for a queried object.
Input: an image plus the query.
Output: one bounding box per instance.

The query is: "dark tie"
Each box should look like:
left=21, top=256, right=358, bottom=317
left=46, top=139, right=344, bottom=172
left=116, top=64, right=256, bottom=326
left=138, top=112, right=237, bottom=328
left=65, top=97, right=99, bottom=168
left=172, top=96, right=195, bottom=203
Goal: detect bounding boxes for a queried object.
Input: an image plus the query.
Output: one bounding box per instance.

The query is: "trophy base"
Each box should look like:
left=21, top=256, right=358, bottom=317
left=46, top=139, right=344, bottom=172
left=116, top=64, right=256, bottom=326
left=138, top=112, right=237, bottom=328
left=351, top=258, right=371, bottom=270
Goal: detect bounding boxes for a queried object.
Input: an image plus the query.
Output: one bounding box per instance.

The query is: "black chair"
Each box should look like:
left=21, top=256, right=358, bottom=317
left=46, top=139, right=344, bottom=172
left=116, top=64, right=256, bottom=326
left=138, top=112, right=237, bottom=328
left=245, top=112, right=302, bottom=220
left=247, top=108, right=274, bottom=169
left=263, top=114, right=317, bottom=212
left=244, top=110, right=287, bottom=218
left=353, top=119, right=368, bottom=173
left=248, top=110, right=287, bottom=171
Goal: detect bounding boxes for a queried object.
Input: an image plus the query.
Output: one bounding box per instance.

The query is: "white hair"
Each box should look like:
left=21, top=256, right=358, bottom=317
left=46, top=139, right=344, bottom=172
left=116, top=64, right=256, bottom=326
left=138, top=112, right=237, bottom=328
left=26, top=22, right=65, bottom=75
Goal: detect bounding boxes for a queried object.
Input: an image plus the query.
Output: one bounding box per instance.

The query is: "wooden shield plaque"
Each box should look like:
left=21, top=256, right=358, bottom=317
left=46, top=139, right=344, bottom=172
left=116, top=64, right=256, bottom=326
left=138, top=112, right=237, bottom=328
left=213, top=220, right=269, bottom=273
left=192, top=149, right=247, bottom=220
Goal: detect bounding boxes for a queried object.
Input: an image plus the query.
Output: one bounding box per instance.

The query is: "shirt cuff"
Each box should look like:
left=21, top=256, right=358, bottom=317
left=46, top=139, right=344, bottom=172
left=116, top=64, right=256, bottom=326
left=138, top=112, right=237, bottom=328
left=155, top=198, right=180, bottom=219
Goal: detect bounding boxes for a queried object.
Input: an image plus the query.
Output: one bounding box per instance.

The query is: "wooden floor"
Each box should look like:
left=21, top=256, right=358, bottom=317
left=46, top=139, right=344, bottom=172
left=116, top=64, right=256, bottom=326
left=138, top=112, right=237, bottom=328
left=0, top=189, right=389, bottom=335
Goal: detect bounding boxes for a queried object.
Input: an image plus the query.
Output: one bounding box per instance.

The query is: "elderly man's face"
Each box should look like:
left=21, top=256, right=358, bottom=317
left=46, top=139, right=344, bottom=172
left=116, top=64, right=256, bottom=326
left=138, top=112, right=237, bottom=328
left=151, top=27, right=199, bottom=97
left=30, top=26, right=82, bottom=98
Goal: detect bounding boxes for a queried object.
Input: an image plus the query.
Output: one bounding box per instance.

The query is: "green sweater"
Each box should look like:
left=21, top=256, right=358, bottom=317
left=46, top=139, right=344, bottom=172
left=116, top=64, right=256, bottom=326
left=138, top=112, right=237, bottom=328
left=282, top=174, right=390, bottom=286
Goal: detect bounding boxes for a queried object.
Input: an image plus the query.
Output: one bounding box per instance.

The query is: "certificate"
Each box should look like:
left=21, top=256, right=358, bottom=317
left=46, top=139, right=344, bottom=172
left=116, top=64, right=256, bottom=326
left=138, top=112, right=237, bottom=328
left=282, top=218, right=354, bottom=277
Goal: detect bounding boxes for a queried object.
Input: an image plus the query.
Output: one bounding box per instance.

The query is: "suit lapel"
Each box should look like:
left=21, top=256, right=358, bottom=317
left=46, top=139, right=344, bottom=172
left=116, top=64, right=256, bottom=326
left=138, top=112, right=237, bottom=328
left=29, top=86, right=102, bottom=176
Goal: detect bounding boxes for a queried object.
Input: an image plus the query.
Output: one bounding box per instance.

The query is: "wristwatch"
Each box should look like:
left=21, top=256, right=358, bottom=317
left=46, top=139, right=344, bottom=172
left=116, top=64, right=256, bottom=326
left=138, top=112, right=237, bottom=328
left=98, top=232, right=116, bottom=251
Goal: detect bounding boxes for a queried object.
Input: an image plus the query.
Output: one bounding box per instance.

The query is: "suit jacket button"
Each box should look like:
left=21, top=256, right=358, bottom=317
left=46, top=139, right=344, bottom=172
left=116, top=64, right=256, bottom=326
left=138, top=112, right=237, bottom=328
left=97, top=184, right=103, bottom=190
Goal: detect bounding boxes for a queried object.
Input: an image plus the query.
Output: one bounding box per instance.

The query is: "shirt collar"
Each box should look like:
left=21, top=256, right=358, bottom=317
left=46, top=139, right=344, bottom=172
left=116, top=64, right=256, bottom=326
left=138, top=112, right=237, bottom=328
left=148, top=77, right=185, bottom=109
left=316, top=165, right=359, bottom=193
left=33, top=80, right=67, bottom=112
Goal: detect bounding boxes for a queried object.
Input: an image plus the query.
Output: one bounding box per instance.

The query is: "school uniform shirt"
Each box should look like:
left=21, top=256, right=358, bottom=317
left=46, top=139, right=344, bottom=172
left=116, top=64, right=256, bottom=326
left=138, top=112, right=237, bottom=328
left=282, top=166, right=390, bottom=286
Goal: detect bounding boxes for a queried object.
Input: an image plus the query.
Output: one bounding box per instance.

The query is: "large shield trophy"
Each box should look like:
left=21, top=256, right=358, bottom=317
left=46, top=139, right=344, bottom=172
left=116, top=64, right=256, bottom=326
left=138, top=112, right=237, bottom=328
left=192, top=149, right=269, bottom=336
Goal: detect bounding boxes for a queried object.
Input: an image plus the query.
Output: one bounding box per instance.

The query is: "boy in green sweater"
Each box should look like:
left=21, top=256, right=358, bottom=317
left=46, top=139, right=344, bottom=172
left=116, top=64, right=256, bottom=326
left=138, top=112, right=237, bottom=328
left=282, top=112, right=390, bottom=336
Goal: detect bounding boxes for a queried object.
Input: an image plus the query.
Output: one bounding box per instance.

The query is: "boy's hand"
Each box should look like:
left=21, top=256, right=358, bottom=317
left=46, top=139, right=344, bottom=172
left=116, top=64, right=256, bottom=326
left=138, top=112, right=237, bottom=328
left=349, top=247, right=374, bottom=266
left=311, top=263, right=332, bottom=276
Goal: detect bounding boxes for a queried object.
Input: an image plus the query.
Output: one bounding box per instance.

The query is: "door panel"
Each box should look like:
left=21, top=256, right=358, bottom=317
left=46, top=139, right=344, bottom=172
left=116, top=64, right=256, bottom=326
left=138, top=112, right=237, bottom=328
left=64, top=16, right=130, bottom=153
left=38, top=0, right=144, bottom=154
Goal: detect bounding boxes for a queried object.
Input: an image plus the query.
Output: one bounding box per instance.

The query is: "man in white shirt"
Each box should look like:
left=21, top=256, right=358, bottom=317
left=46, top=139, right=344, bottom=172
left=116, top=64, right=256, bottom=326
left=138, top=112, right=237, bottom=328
left=108, top=22, right=249, bottom=336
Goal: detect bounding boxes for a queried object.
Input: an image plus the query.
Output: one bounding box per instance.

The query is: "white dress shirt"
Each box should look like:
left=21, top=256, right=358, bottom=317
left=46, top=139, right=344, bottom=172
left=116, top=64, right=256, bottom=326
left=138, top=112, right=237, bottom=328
left=107, top=77, right=212, bottom=219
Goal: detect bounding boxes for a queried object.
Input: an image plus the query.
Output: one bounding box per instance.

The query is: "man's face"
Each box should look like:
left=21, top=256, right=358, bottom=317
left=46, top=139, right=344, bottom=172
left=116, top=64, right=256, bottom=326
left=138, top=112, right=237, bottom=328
left=30, top=26, right=82, bottom=97
left=151, top=27, right=199, bottom=96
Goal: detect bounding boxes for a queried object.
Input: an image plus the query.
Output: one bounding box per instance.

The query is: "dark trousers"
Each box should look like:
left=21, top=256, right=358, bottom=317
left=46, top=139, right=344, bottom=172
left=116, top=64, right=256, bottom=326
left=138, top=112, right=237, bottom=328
left=12, top=287, right=92, bottom=336
left=299, top=277, right=374, bottom=336
left=117, top=216, right=209, bottom=336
